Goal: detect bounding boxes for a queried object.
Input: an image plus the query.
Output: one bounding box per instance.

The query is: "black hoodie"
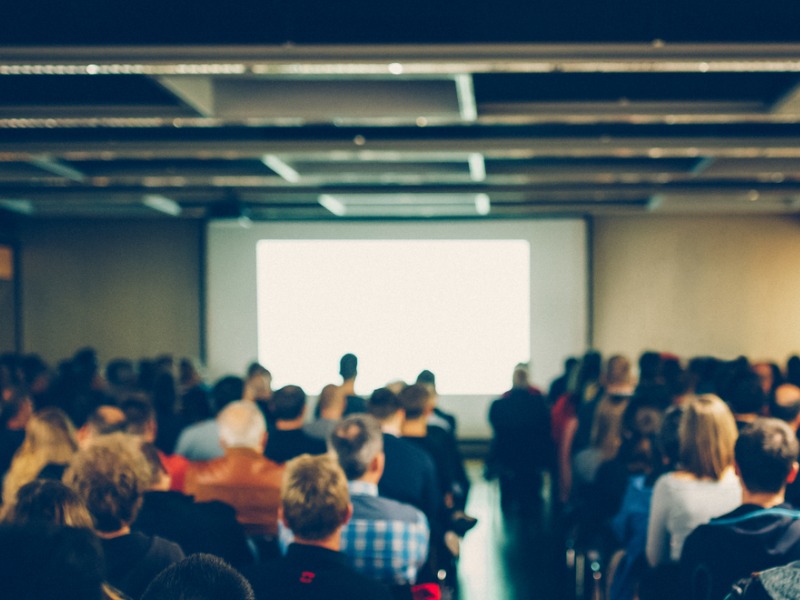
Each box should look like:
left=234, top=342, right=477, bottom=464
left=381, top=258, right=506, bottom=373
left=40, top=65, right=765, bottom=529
left=680, top=503, right=800, bottom=600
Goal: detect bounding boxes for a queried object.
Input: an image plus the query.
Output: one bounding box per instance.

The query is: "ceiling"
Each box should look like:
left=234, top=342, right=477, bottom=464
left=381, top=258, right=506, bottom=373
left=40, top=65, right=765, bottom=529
left=3, top=4, right=800, bottom=220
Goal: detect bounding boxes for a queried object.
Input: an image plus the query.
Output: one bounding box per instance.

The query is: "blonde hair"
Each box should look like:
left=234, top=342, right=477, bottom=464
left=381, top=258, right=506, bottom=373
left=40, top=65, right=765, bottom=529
left=2, top=408, right=78, bottom=505
left=281, top=454, right=349, bottom=541
left=679, top=394, right=738, bottom=480
left=590, top=394, right=629, bottom=460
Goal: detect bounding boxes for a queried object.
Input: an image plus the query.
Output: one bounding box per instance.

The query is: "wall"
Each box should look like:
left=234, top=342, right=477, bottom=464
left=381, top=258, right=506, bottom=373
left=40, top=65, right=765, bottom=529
left=18, top=219, right=203, bottom=365
left=592, top=215, right=800, bottom=362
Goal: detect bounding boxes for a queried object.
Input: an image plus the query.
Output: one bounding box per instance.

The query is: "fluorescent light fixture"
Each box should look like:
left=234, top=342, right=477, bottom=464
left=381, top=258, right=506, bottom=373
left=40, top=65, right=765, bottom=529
left=143, top=194, right=182, bottom=216
left=475, top=193, right=491, bottom=215
left=319, top=194, right=347, bottom=216
left=262, top=155, right=301, bottom=183
left=468, top=153, right=486, bottom=181
left=318, top=193, right=491, bottom=217
left=29, top=156, right=86, bottom=182
left=455, top=74, right=478, bottom=121
left=0, top=199, right=34, bottom=215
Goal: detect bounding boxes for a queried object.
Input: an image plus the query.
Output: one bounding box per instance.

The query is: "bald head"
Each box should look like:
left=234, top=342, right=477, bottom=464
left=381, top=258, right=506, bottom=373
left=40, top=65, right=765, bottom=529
left=772, top=384, right=800, bottom=428
left=217, top=401, right=266, bottom=451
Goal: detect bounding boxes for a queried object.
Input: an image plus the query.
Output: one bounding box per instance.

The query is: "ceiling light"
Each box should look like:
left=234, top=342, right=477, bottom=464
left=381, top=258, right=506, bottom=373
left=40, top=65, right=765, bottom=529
left=261, top=155, right=300, bottom=183
left=468, top=153, right=486, bottom=182
left=319, top=194, right=347, bottom=216
left=143, top=194, right=182, bottom=216
left=475, top=193, right=491, bottom=215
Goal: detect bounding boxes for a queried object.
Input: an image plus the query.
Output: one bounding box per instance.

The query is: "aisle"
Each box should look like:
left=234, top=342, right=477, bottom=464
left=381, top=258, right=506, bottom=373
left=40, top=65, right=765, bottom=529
left=457, top=461, right=567, bottom=600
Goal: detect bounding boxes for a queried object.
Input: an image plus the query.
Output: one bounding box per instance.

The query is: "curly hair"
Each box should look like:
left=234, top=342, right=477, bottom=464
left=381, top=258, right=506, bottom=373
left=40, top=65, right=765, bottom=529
left=64, top=433, right=151, bottom=533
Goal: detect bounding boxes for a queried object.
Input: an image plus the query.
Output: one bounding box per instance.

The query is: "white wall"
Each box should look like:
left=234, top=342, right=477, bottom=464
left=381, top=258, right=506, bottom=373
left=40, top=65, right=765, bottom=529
left=593, top=215, right=800, bottom=363
left=207, top=219, right=589, bottom=438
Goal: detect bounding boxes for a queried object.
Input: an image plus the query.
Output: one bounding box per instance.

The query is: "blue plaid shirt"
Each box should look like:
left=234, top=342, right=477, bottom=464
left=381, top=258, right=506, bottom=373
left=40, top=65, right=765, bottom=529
left=340, top=480, right=430, bottom=585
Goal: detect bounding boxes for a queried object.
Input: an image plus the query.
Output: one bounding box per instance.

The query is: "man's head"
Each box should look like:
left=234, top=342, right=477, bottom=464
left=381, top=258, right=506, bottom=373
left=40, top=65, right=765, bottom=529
left=64, top=432, right=151, bottom=533
left=735, top=418, right=799, bottom=495
left=77, top=404, right=126, bottom=448
left=271, top=385, right=307, bottom=423
left=397, top=384, right=433, bottom=421
left=141, top=554, right=254, bottom=600
left=329, top=414, right=384, bottom=482
left=721, top=368, right=766, bottom=416
left=316, top=384, right=346, bottom=420
left=244, top=363, right=271, bottom=402
left=121, top=395, right=157, bottom=443
left=210, top=375, right=244, bottom=415
left=217, top=401, right=266, bottom=452
left=771, top=384, right=800, bottom=428
left=280, top=454, right=351, bottom=543
left=339, top=354, right=358, bottom=381
left=368, top=387, right=402, bottom=421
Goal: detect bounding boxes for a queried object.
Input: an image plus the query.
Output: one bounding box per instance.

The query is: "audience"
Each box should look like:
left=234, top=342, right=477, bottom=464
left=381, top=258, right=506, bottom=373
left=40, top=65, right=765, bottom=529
left=2, top=406, right=77, bottom=505
left=184, top=400, right=284, bottom=540
left=7, top=345, right=800, bottom=600
left=680, top=418, right=800, bottom=599
left=329, top=414, right=430, bottom=586
left=264, top=385, right=326, bottom=463
left=174, top=374, right=244, bottom=460
left=141, top=553, right=255, bottom=600
left=65, top=432, right=184, bottom=599
left=242, top=453, right=392, bottom=600
left=646, top=395, right=741, bottom=567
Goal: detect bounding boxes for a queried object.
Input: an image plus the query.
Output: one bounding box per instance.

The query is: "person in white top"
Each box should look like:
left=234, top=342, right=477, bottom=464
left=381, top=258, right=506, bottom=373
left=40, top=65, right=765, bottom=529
left=646, top=394, right=742, bottom=565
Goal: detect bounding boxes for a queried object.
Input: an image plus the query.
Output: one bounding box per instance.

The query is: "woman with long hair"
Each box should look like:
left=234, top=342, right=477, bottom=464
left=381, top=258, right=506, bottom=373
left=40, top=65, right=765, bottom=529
left=645, top=395, right=741, bottom=566
left=1, top=407, right=78, bottom=506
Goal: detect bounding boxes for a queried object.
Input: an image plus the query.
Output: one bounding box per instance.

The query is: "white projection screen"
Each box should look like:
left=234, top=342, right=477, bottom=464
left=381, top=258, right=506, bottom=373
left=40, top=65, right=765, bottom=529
left=207, top=220, right=588, bottom=438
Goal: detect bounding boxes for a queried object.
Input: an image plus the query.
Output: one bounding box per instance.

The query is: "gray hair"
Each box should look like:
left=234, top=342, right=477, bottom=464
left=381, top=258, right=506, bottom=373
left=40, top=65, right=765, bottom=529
left=217, top=401, right=266, bottom=450
left=328, top=414, right=384, bottom=480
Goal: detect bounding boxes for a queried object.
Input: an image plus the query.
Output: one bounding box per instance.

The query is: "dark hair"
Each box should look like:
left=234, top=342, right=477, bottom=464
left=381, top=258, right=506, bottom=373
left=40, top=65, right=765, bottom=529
left=722, top=369, right=766, bottom=415
left=141, top=554, right=254, bottom=600
left=329, top=415, right=383, bottom=480
left=271, top=385, right=306, bottom=420
left=121, top=396, right=155, bottom=436
left=735, top=418, right=799, bottom=494
left=0, top=524, right=106, bottom=600
left=416, top=370, right=436, bottom=386
left=246, top=362, right=270, bottom=380
left=787, top=356, right=800, bottom=388
left=105, top=359, right=135, bottom=388
left=6, top=479, right=94, bottom=529
left=339, top=354, right=358, bottom=380
left=211, top=375, right=244, bottom=413
left=367, top=388, right=401, bottom=420
left=397, top=384, right=432, bottom=420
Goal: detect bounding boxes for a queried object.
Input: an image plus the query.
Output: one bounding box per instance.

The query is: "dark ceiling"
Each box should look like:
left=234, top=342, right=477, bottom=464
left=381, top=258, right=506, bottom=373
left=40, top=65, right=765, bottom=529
left=2, top=2, right=800, bottom=220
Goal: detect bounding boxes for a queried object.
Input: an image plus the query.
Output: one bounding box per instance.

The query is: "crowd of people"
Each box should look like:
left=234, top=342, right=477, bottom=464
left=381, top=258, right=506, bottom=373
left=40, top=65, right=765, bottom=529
left=487, top=352, right=800, bottom=600
left=0, top=349, right=473, bottom=600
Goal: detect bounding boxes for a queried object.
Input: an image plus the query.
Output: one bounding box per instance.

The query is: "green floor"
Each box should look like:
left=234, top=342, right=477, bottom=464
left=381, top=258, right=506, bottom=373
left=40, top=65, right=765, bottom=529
left=458, top=461, right=568, bottom=600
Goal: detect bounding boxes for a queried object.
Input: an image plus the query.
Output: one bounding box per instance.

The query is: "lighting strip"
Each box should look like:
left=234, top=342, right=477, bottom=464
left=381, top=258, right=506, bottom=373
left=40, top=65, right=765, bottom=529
left=261, top=155, right=301, bottom=183
left=474, top=193, right=491, bottom=215
left=468, top=153, right=486, bottom=182
left=455, top=74, right=478, bottom=121
left=319, top=194, right=347, bottom=216
left=143, top=194, right=182, bottom=216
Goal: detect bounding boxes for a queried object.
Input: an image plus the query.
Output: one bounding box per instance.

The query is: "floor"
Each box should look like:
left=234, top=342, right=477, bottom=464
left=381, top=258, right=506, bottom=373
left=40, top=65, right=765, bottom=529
left=457, top=461, right=569, bottom=600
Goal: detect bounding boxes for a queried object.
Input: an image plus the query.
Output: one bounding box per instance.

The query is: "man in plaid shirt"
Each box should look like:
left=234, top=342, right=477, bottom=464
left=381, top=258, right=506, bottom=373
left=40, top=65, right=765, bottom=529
left=329, top=414, right=430, bottom=586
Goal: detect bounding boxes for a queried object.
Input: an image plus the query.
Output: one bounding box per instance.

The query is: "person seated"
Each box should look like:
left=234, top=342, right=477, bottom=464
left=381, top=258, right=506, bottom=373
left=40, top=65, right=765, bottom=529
left=76, top=404, right=127, bottom=448
left=121, top=396, right=189, bottom=491
left=646, top=395, right=741, bottom=568
left=416, top=370, right=456, bottom=435
left=141, top=554, right=254, bottom=600
left=680, top=418, right=800, bottom=600
left=241, top=454, right=392, bottom=600
left=174, top=375, right=244, bottom=461
left=243, top=363, right=273, bottom=427
left=304, top=383, right=346, bottom=442
left=184, top=401, right=284, bottom=540
left=134, top=443, right=253, bottom=568
left=64, top=432, right=184, bottom=599
left=1, top=478, right=93, bottom=528
left=367, top=387, right=441, bottom=530
left=721, top=367, right=768, bottom=431
left=329, top=414, right=430, bottom=586
left=264, top=385, right=326, bottom=464
left=0, top=387, right=32, bottom=481
left=2, top=407, right=78, bottom=505
left=0, top=524, right=110, bottom=600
